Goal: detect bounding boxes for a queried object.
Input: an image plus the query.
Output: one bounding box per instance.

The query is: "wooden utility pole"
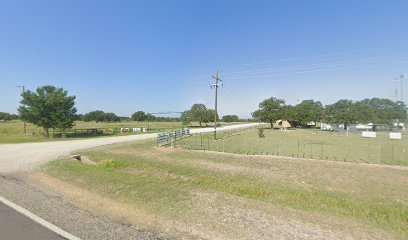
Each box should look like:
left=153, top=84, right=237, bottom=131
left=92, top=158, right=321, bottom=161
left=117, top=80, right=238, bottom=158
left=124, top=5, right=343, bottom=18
left=210, top=68, right=223, bottom=140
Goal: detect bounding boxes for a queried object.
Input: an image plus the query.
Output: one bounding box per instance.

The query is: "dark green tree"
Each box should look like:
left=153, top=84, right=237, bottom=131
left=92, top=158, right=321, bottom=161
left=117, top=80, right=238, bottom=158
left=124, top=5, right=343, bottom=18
left=146, top=113, right=156, bottom=122
left=0, top=112, right=18, bottom=121
left=206, top=109, right=219, bottom=124
left=82, top=110, right=106, bottom=122
left=293, top=100, right=324, bottom=127
left=252, top=97, right=287, bottom=128
left=180, top=110, right=191, bottom=126
left=356, top=98, right=406, bottom=124
left=104, top=112, right=120, bottom=122
left=131, top=111, right=147, bottom=122
left=189, top=103, right=208, bottom=127
left=324, top=99, right=357, bottom=129
left=222, top=115, right=240, bottom=122
left=18, top=85, right=77, bottom=137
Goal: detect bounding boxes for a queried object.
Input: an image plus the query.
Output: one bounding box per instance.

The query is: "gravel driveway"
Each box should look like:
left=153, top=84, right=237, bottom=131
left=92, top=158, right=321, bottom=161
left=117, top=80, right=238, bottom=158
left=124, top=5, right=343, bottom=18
left=0, top=123, right=258, bottom=174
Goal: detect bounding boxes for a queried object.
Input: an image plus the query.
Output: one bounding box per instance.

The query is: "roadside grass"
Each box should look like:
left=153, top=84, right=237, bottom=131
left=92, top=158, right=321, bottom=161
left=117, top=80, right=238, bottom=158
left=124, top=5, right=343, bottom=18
left=43, top=140, right=408, bottom=237
left=0, top=120, right=241, bottom=143
left=181, top=128, right=408, bottom=165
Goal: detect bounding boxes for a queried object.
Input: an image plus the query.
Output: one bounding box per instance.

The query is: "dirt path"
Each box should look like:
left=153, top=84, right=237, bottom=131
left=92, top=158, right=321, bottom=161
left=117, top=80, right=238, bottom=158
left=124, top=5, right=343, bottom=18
left=0, top=123, right=257, bottom=174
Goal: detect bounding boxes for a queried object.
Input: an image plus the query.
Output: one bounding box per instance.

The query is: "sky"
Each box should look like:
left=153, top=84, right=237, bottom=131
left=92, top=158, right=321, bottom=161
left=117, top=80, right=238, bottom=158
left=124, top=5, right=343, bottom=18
left=0, top=0, right=408, bottom=118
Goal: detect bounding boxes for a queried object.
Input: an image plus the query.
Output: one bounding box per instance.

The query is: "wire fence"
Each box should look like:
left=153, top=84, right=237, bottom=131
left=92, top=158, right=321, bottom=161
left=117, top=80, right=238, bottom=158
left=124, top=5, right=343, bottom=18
left=179, top=128, right=408, bottom=166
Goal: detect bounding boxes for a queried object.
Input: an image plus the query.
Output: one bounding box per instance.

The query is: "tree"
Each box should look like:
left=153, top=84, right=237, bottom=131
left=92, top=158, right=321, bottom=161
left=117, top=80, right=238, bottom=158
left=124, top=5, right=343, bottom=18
left=222, top=115, right=239, bottom=122
left=131, top=111, right=147, bottom=122
left=355, top=98, right=406, bottom=124
left=324, top=99, right=357, bottom=129
left=0, top=112, right=18, bottom=121
left=293, top=100, right=324, bottom=127
left=146, top=113, right=156, bottom=122
left=180, top=110, right=191, bottom=126
left=252, top=97, right=287, bottom=127
left=18, top=85, right=77, bottom=137
left=82, top=110, right=106, bottom=122
left=189, top=104, right=208, bottom=127
left=104, top=112, right=120, bottom=122
left=82, top=110, right=120, bottom=122
left=206, top=109, right=219, bottom=124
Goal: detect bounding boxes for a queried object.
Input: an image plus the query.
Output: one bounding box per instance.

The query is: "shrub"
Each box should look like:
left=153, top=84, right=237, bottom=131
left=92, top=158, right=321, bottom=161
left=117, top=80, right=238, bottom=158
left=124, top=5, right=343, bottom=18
left=258, top=128, right=265, bottom=138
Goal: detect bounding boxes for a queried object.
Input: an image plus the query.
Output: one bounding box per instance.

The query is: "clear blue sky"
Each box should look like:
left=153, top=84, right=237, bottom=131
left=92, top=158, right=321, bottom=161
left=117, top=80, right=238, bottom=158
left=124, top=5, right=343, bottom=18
left=1, top=0, right=407, bottom=118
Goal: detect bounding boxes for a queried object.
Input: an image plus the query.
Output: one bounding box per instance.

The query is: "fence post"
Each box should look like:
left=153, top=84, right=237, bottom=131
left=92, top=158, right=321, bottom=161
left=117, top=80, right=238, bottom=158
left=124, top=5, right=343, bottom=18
left=208, top=135, right=210, bottom=151
left=200, top=133, right=203, bottom=150
left=321, top=144, right=323, bottom=159
left=392, top=144, right=394, bottom=162
left=297, top=140, right=300, bottom=157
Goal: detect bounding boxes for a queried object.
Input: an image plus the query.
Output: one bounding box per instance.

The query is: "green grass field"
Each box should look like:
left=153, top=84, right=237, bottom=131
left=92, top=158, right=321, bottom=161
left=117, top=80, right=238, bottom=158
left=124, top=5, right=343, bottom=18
left=42, top=139, right=408, bottom=239
left=0, top=120, right=241, bottom=143
left=180, top=127, right=408, bottom=166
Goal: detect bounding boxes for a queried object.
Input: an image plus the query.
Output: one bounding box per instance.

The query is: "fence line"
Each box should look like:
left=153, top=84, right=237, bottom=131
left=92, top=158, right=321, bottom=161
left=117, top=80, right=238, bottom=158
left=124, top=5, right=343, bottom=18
left=179, top=128, right=408, bottom=165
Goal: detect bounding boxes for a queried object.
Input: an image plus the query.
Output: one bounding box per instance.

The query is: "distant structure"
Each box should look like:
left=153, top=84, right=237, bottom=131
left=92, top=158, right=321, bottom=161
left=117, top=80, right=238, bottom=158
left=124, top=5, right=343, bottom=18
left=394, top=73, right=407, bottom=103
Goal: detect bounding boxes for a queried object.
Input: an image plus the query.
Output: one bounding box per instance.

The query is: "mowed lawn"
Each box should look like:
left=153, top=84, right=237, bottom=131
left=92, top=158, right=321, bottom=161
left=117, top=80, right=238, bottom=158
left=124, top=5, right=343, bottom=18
left=181, top=128, right=408, bottom=166
left=41, top=139, right=408, bottom=239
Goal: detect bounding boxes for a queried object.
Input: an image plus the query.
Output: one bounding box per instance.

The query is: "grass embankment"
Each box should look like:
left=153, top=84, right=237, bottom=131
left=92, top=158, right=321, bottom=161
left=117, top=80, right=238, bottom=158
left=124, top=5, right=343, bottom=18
left=181, top=128, right=408, bottom=165
left=43, top=140, right=408, bottom=238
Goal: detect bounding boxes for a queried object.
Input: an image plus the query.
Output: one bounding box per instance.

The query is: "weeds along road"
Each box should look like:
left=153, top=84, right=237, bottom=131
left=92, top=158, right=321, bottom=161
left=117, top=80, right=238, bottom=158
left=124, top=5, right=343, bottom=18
left=0, top=123, right=258, bottom=174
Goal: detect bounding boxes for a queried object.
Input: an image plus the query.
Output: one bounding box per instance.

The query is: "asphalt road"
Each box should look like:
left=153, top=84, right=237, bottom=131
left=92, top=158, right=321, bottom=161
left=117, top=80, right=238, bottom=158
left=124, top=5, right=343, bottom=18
left=0, top=123, right=258, bottom=174
left=0, top=201, right=66, bottom=240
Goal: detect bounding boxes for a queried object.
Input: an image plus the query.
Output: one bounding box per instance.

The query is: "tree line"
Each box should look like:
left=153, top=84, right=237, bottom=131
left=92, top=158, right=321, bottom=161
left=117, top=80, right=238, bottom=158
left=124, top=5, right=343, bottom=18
left=0, top=112, right=19, bottom=121
left=252, top=97, right=407, bottom=129
left=12, top=85, right=241, bottom=137
left=15, top=85, right=405, bottom=138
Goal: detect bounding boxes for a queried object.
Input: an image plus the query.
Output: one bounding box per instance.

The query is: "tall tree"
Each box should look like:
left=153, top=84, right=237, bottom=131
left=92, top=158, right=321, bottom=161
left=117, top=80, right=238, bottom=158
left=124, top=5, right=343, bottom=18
left=18, top=85, right=77, bottom=137
left=324, top=99, right=357, bottom=129
left=189, top=103, right=208, bottom=127
left=206, top=109, right=219, bottom=124
left=222, top=115, right=239, bottom=122
left=180, top=110, right=191, bottom=126
left=294, top=100, right=324, bottom=127
left=356, top=98, right=407, bottom=124
left=146, top=113, right=156, bottom=122
left=252, top=97, right=286, bottom=127
left=82, top=110, right=106, bottom=122
left=131, top=111, right=147, bottom=122
left=0, top=112, right=18, bottom=121
left=104, top=112, right=120, bottom=122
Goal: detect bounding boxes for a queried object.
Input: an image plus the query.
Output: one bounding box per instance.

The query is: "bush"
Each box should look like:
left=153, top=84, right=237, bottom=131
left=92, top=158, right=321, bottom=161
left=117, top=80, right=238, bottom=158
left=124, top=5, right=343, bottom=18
left=258, top=128, right=265, bottom=138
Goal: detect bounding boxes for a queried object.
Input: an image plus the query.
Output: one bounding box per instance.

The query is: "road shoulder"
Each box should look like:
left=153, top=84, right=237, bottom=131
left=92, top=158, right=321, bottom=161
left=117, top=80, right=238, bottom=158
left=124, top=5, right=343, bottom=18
left=0, top=174, right=165, bottom=240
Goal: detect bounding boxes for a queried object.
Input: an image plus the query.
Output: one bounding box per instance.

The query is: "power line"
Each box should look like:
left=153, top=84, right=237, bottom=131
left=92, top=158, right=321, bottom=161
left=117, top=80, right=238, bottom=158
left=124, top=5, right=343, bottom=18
left=182, top=53, right=406, bottom=81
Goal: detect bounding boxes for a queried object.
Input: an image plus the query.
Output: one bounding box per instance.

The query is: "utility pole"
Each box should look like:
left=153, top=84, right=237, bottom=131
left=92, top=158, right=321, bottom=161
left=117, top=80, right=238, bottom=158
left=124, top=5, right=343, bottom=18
left=400, top=73, right=407, bottom=103
left=401, top=74, right=404, bottom=103
left=210, top=68, right=223, bottom=140
left=394, top=77, right=399, bottom=102
left=17, top=85, right=26, bottom=134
